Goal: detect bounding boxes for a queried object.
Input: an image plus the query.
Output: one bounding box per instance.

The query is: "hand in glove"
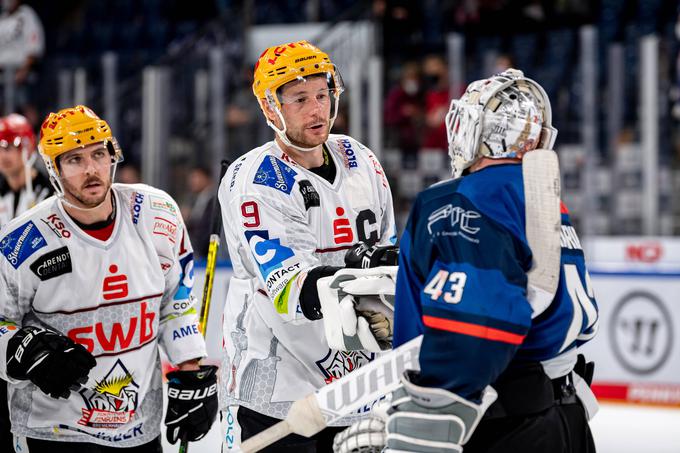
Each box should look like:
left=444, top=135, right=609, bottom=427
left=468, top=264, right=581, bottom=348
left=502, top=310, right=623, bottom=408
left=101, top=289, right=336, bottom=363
left=6, top=325, right=96, bottom=399
left=345, top=242, right=399, bottom=269
left=318, top=267, right=397, bottom=352
left=165, top=365, right=218, bottom=444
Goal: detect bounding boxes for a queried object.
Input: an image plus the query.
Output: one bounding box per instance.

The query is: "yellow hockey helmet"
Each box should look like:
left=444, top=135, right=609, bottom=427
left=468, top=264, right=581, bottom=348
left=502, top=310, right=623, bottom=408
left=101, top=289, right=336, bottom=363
left=253, top=40, right=342, bottom=104
left=252, top=41, right=344, bottom=151
left=39, top=105, right=122, bottom=176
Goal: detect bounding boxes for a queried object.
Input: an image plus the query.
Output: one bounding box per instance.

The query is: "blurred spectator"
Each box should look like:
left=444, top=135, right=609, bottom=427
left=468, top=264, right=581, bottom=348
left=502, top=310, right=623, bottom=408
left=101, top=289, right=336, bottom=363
left=183, top=165, right=215, bottom=258
left=384, top=61, right=423, bottom=166
left=493, top=53, right=514, bottom=75
left=116, top=162, right=141, bottom=184
left=226, top=69, right=265, bottom=161
left=377, top=0, right=424, bottom=64
left=421, top=54, right=449, bottom=151
left=0, top=0, right=44, bottom=124
left=0, top=113, right=51, bottom=227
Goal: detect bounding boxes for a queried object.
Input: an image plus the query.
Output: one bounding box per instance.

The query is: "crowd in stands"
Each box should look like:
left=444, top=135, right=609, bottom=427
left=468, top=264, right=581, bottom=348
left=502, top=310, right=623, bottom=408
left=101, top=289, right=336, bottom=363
left=0, top=0, right=679, bottom=247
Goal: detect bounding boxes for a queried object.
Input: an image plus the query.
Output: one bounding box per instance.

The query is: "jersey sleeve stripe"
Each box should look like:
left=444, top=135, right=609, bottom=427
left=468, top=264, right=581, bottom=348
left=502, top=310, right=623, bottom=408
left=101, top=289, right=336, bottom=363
left=422, top=314, right=526, bottom=345
left=560, top=201, right=569, bottom=214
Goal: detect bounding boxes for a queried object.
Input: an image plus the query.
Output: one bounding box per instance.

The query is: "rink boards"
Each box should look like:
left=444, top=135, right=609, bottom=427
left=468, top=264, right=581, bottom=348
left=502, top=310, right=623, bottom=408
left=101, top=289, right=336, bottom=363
left=184, top=237, right=680, bottom=407
left=582, top=237, right=680, bottom=406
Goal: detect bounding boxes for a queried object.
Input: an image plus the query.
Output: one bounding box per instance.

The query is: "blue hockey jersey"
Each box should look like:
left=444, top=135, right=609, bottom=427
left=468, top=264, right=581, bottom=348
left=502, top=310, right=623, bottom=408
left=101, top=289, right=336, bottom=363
left=393, top=163, right=598, bottom=400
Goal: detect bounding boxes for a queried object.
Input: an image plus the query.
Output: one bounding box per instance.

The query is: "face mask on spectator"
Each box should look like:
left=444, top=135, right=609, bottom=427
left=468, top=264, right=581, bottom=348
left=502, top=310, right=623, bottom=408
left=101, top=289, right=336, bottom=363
left=403, top=79, right=419, bottom=95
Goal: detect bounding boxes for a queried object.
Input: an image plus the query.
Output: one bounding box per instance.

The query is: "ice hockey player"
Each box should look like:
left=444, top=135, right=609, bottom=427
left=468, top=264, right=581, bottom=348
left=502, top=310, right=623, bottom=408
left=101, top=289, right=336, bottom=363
left=0, top=113, right=52, bottom=228
left=0, top=113, right=54, bottom=452
left=0, top=105, right=217, bottom=452
left=333, top=69, right=599, bottom=453
left=218, top=40, right=398, bottom=451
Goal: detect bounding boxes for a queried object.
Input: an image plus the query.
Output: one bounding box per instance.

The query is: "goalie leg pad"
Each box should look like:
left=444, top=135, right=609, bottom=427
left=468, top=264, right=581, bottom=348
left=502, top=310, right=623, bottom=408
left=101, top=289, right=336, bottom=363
left=385, top=371, right=497, bottom=453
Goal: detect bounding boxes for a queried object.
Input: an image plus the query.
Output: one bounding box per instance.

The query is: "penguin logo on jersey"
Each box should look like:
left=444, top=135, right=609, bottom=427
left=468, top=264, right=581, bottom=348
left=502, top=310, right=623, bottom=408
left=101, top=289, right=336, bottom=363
left=78, top=359, right=139, bottom=428
left=315, top=349, right=374, bottom=384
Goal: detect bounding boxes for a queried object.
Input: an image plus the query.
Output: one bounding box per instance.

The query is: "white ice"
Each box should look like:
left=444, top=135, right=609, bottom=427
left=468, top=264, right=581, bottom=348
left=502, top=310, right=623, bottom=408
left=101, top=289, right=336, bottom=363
left=159, top=401, right=680, bottom=452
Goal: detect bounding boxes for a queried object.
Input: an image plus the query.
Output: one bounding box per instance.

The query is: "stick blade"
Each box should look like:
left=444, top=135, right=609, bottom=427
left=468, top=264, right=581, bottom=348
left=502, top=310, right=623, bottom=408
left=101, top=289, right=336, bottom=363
left=238, top=336, right=423, bottom=452
left=523, top=149, right=562, bottom=297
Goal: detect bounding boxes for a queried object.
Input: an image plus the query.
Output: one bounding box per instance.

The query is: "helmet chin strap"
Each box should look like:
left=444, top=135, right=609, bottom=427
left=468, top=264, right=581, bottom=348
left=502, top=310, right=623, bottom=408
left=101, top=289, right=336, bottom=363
left=58, top=189, right=112, bottom=212
left=265, top=92, right=341, bottom=153
left=21, top=144, right=37, bottom=208
left=268, top=107, right=319, bottom=153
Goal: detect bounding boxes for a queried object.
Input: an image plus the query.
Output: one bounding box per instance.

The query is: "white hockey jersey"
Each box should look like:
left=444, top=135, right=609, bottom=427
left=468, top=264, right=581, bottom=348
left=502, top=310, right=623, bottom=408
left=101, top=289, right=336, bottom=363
left=0, top=171, right=53, bottom=229
left=218, top=134, right=397, bottom=424
left=0, top=183, right=206, bottom=447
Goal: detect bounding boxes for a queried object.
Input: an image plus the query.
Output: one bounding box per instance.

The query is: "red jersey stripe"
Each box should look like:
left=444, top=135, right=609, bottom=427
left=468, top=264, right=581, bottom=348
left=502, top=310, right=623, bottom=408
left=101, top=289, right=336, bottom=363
left=422, top=315, right=526, bottom=345
left=560, top=201, right=569, bottom=214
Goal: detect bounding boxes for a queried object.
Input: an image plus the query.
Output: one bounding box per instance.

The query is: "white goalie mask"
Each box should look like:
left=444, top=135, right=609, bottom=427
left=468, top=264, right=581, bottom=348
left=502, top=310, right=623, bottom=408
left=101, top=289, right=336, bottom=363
left=445, top=69, right=558, bottom=178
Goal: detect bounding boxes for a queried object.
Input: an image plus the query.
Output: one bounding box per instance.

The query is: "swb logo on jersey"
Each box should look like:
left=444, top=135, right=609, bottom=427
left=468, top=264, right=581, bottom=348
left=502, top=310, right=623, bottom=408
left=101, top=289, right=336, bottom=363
left=103, top=264, right=128, bottom=300
left=68, top=301, right=156, bottom=354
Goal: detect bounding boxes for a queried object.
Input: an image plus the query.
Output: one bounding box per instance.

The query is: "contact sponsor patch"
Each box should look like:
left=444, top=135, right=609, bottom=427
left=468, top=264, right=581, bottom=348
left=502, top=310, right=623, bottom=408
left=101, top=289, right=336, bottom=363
left=0, top=221, right=47, bottom=269
left=30, top=246, right=72, bottom=281
left=244, top=230, right=295, bottom=279
left=253, top=156, right=297, bottom=194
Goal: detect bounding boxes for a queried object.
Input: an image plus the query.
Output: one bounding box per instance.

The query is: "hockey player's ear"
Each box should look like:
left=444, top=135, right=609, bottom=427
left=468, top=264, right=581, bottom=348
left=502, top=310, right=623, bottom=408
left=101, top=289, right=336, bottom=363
left=259, top=99, right=281, bottom=127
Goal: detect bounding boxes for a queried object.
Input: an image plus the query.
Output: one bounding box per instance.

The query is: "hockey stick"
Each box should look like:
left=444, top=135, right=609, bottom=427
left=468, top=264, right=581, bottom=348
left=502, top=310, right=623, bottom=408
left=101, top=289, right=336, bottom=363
left=239, top=335, right=423, bottom=453
left=180, top=159, right=230, bottom=453
left=240, top=150, right=561, bottom=452
left=522, top=149, right=562, bottom=304
left=197, top=159, right=231, bottom=335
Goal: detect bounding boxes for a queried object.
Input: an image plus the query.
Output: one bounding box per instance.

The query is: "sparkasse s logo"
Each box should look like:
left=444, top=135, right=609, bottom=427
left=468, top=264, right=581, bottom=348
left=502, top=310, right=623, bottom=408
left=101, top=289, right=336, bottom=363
left=103, top=264, right=128, bottom=300
left=332, top=207, right=354, bottom=244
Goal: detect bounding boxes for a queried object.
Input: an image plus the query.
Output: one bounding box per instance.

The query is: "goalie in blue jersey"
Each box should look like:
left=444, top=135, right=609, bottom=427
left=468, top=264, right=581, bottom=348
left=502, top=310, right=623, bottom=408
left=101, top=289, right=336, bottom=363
left=334, top=69, right=599, bottom=453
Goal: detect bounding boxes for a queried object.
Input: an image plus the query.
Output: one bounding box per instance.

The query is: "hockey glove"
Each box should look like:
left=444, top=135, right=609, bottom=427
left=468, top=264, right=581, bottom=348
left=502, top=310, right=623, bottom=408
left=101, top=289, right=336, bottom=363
left=165, top=365, right=218, bottom=444
left=317, top=267, right=397, bottom=352
left=6, top=325, right=96, bottom=399
left=385, top=371, right=497, bottom=452
left=345, top=242, right=399, bottom=269
left=333, top=403, right=389, bottom=453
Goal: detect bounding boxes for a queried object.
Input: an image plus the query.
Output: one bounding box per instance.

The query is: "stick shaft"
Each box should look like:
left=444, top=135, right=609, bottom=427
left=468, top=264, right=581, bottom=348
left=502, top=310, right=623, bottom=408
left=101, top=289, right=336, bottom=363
left=240, top=421, right=293, bottom=453
left=180, top=159, right=230, bottom=453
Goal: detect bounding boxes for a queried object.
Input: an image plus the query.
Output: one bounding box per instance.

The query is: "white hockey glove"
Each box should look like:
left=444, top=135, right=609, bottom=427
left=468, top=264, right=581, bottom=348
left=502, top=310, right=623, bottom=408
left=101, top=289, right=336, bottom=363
left=385, top=371, right=497, bottom=453
left=317, top=266, right=397, bottom=352
left=333, top=403, right=389, bottom=453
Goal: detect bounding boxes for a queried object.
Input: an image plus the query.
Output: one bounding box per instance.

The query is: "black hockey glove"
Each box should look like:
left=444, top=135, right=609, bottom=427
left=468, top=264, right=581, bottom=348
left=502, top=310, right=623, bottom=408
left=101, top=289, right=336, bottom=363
left=344, top=242, right=399, bottom=269
left=165, top=365, right=218, bottom=444
left=6, top=325, right=96, bottom=399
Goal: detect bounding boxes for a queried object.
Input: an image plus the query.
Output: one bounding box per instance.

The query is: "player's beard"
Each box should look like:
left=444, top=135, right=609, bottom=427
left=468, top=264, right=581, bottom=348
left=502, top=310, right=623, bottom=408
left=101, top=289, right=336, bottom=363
left=62, top=175, right=112, bottom=208
left=286, top=117, right=330, bottom=149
